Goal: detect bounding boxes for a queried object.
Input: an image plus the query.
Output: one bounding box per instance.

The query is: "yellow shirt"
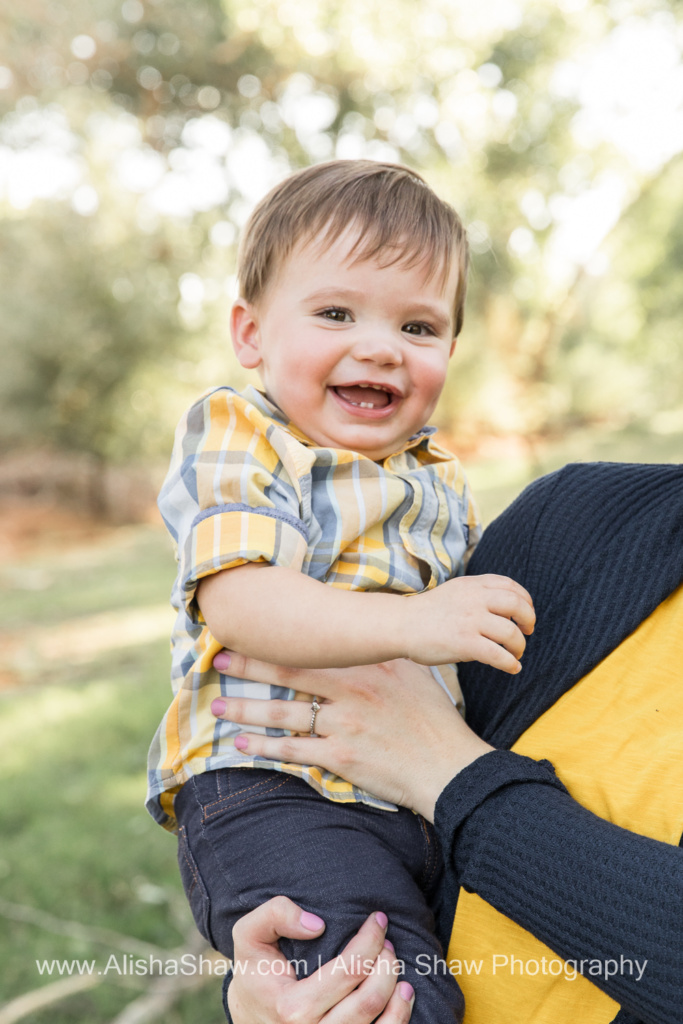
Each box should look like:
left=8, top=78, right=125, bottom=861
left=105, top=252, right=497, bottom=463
left=447, top=584, right=683, bottom=1023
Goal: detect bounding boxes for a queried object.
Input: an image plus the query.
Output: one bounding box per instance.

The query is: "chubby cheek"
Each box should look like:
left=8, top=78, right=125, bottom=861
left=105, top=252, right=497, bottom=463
left=271, top=354, right=331, bottom=421
left=285, top=334, right=332, bottom=375
left=270, top=346, right=320, bottom=392
left=410, top=353, right=450, bottom=410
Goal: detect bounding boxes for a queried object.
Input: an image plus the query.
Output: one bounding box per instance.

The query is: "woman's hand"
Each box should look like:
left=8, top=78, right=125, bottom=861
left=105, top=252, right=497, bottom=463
left=211, top=653, right=494, bottom=821
left=228, top=896, right=415, bottom=1023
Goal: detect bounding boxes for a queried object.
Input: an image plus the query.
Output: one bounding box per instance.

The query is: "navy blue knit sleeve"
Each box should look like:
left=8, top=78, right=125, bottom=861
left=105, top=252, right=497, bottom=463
left=434, top=750, right=683, bottom=1024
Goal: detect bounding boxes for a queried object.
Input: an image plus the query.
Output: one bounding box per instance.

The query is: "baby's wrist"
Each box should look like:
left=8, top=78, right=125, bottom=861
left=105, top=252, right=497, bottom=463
left=386, top=593, right=416, bottom=660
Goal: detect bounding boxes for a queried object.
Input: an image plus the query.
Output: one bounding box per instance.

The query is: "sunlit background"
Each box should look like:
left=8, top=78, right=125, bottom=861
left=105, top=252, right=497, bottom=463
left=1, top=0, right=682, bottom=1020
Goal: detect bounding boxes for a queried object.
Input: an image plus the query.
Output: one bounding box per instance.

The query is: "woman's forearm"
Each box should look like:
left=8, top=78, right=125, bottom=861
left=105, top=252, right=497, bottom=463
left=435, top=754, right=683, bottom=1024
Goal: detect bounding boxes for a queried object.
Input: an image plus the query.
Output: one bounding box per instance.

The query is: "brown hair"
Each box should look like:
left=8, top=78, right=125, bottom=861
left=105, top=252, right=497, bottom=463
left=237, top=160, right=469, bottom=337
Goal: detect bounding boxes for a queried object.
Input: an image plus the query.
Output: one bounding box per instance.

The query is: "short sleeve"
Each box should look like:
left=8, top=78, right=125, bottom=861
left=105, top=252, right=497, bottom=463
left=158, top=388, right=309, bottom=619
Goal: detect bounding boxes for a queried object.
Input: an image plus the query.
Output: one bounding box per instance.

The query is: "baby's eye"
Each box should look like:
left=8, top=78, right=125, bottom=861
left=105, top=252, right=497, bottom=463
left=402, top=321, right=434, bottom=337
left=319, top=307, right=352, bottom=323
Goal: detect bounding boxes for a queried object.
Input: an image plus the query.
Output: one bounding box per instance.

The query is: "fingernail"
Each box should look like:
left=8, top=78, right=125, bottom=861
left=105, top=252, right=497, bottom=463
left=383, top=939, right=394, bottom=952
left=399, top=982, right=414, bottom=1002
left=211, top=698, right=227, bottom=716
left=300, top=911, right=325, bottom=931
left=234, top=735, right=248, bottom=751
left=375, top=911, right=388, bottom=929
left=214, top=652, right=231, bottom=671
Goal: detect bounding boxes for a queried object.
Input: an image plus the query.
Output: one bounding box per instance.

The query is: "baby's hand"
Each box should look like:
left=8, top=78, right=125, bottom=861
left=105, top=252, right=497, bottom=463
left=406, top=575, right=535, bottom=674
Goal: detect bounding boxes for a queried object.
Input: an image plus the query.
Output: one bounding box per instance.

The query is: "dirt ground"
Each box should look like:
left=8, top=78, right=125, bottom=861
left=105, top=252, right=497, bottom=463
left=0, top=503, right=108, bottom=560
left=0, top=500, right=161, bottom=561
left=0, top=499, right=167, bottom=694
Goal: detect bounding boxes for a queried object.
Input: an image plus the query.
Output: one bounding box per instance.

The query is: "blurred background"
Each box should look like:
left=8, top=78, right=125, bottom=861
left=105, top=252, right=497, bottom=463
left=1, top=0, right=682, bottom=1019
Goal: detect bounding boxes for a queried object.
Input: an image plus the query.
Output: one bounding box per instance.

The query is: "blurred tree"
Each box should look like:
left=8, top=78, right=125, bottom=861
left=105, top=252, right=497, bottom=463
left=0, top=205, right=186, bottom=459
left=0, top=0, right=682, bottom=470
left=558, top=150, right=683, bottom=430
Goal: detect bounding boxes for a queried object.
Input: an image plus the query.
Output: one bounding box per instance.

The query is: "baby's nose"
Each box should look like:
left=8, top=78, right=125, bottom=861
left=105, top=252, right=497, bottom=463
left=351, top=330, right=403, bottom=364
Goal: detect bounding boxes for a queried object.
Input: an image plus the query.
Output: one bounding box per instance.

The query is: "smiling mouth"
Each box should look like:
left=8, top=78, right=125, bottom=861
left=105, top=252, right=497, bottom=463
left=331, top=384, right=397, bottom=410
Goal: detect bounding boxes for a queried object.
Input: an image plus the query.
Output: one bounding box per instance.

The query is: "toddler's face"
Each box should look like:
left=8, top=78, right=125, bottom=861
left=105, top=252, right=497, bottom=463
left=231, top=229, right=459, bottom=461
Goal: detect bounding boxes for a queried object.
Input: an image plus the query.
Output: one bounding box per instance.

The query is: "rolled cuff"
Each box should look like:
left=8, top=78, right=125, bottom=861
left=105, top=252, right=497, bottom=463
left=181, top=505, right=309, bottom=619
left=434, top=749, right=568, bottom=875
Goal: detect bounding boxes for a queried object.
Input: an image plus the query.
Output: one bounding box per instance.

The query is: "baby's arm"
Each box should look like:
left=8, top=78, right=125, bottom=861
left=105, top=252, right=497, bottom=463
left=198, top=565, right=535, bottom=675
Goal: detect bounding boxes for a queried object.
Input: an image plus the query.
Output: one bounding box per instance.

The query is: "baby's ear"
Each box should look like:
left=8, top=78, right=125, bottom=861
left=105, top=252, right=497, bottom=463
left=231, top=299, right=262, bottom=369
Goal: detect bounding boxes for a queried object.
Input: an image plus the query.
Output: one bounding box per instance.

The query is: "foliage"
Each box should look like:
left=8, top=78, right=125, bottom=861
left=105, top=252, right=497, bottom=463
left=1, top=0, right=682, bottom=464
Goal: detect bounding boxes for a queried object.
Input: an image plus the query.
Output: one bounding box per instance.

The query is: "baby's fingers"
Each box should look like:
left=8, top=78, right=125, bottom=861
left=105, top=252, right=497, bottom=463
left=482, top=614, right=528, bottom=663
left=487, top=589, right=536, bottom=636
left=479, top=575, right=535, bottom=613
left=466, top=636, right=524, bottom=675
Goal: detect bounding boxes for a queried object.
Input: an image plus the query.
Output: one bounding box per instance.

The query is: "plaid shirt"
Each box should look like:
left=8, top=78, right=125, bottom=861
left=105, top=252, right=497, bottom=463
left=147, top=385, right=481, bottom=830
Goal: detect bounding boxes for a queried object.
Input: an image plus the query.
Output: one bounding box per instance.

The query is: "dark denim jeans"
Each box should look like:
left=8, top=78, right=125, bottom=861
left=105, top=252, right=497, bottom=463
left=175, top=767, right=464, bottom=1022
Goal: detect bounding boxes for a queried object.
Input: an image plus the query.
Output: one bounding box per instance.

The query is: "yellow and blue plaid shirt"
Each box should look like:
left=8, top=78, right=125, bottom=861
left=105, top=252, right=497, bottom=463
left=147, top=385, right=481, bottom=830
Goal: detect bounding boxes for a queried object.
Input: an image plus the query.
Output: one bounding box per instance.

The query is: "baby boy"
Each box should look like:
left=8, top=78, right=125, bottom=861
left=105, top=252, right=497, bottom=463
left=147, top=159, right=534, bottom=1021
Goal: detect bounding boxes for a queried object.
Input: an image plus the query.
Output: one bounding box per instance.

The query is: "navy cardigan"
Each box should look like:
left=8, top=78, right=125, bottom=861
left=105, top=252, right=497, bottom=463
left=436, top=462, right=683, bottom=1024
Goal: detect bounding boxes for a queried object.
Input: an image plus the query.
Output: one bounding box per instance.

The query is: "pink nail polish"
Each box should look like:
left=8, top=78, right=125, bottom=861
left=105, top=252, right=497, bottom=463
left=211, top=698, right=227, bottom=716
left=384, top=939, right=394, bottom=952
left=399, top=982, right=414, bottom=1002
left=300, top=911, right=325, bottom=931
left=234, top=735, right=248, bottom=750
left=375, top=911, right=388, bottom=929
left=214, top=652, right=231, bottom=671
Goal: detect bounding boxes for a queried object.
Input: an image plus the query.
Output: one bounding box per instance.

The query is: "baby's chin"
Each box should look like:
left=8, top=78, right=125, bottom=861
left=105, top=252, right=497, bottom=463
left=277, top=397, right=414, bottom=460
left=313, top=425, right=410, bottom=462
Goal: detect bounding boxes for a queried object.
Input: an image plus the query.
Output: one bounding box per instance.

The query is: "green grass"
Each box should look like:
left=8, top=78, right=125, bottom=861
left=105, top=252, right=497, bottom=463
left=0, top=530, right=226, bottom=1022
left=0, top=525, right=173, bottom=630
